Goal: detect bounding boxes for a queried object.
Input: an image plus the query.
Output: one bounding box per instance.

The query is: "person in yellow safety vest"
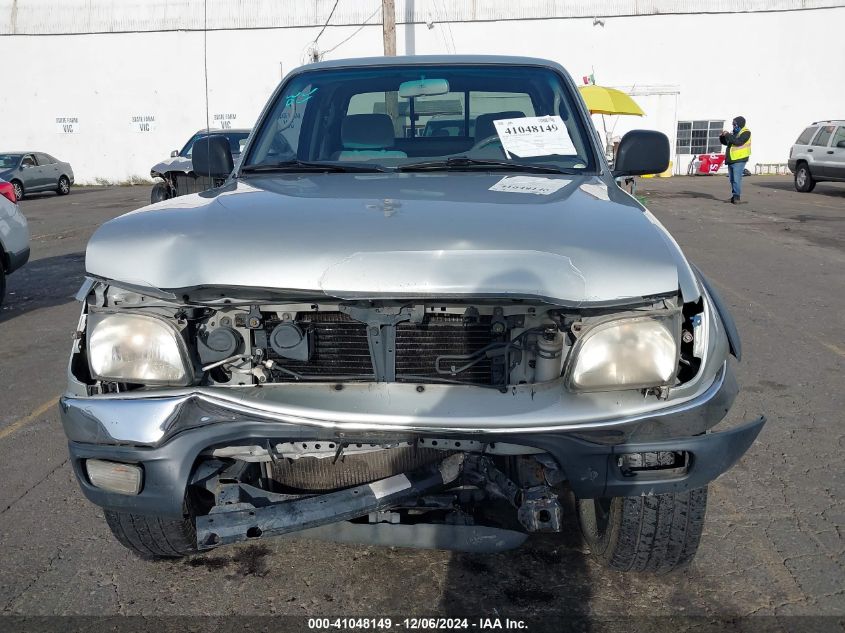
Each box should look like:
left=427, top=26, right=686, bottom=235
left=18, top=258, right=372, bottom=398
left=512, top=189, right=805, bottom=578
left=719, top=116, right=751, bottom=204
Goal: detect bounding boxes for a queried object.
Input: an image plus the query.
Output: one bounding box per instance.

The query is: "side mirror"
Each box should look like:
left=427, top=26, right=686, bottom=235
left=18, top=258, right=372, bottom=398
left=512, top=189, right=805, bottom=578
left=192, top=136, right=234, bottom=178
left=170, top=150, right=179, bottom=157
left=612, top=130, right=670, bottom=177
left=837, top=140, right=845, bottom=149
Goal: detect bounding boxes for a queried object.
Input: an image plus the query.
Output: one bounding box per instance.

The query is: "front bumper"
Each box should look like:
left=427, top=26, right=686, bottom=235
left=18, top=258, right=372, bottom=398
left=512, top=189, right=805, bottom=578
left=61, top=363, right=765, bottom=517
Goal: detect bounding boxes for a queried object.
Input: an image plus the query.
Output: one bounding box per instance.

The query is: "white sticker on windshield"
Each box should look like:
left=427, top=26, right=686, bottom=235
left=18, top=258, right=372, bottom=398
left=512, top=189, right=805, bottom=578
left=489, top=176, right=572, bottom=196
left=493, top=115, right=577, bottom=159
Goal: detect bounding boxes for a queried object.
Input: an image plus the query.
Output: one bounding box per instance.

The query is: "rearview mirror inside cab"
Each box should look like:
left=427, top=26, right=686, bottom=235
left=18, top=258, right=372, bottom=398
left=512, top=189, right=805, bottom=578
left=398, top=78, right=450, bottom=99
left=612, top=130, right=670, bottom=177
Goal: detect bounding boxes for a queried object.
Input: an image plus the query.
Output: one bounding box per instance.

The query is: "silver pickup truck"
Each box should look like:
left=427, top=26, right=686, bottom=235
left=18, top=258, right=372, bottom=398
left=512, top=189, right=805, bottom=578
left=60, top=55, right=764, bottom=574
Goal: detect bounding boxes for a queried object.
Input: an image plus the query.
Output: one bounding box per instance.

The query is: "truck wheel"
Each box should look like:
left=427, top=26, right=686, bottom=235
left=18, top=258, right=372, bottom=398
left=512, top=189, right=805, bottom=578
left=794, top=164, right=816, bottom=192
left=150, top=181, right=170, bottom=204
left=103, top=510, right=196, bottom=558
left=577, top=487, right=707, bottom=574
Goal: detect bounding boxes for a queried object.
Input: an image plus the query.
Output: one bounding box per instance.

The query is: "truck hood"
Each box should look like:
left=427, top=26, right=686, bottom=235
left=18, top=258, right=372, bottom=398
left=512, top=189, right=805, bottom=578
left=86, top=173, right=699, bottom=306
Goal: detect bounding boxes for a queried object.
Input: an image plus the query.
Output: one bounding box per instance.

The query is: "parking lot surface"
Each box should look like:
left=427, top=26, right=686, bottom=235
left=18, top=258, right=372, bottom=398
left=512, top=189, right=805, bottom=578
left=0, top=176, right=842, bottom=627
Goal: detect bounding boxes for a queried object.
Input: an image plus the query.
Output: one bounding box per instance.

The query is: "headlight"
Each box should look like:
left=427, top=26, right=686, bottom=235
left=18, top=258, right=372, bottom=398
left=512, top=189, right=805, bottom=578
left=87, top=312, right=192, bottom=386
left=565, top=314, right=680, bottom=392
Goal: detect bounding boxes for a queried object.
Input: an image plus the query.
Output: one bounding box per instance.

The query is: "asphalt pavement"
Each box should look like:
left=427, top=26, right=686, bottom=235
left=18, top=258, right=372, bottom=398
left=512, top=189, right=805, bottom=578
left=0, top=176, right=842, bottom=629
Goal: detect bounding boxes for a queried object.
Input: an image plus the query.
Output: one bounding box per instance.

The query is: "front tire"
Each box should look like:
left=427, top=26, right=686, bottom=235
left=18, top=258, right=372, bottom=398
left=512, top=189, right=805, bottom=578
left=150, top=181, right=170, bottom=204
left=794, top=163, right=816, bottom=192
left=57, top=176, right=71, bottom=195
left=11, top=180, right=23, bottom=201
left=104, top=510, right=197, bottom=558
left=577, top=487, right=707, bottom=574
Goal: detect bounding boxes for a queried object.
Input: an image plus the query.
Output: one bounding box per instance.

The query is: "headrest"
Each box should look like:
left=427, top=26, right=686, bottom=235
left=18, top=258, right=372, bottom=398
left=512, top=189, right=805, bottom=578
left=342, top=114, right=395, bottom=149
left=474, top=111, right=526, bottom=142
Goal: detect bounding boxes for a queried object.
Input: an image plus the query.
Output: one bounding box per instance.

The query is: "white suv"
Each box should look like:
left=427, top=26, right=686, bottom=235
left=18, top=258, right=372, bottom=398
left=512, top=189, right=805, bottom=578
left=789, top=120, right=845, bottom=192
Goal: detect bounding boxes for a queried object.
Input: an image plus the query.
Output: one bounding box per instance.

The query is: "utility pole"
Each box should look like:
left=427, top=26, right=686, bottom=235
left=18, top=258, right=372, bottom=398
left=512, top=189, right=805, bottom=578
left=382, top=0, right=400, bottom=135
left=382, top=0, right=396, bottom=56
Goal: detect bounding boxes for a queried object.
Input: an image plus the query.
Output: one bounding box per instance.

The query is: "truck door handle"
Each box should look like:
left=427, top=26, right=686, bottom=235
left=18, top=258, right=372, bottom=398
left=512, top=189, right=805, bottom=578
left=807, top=149, right=813, bottom=152
left=827, top=150, right=834, bottom=154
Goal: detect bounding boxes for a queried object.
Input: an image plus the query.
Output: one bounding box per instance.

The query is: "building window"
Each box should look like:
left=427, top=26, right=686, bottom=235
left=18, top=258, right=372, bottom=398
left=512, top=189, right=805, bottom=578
left=676, top=120, right=724, bottom=155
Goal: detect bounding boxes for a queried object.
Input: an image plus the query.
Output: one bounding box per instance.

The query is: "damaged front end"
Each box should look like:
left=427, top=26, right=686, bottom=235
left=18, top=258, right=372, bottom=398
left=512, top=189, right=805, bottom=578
left=61, top=278, right=762, bottom=555
left=192, top=450, right=562, bottom=552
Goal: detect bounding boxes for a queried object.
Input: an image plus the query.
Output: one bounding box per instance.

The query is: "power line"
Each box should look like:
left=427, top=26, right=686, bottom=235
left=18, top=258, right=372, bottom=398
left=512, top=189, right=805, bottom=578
left=314, top=0, right=340, bottom=44
left=433, top=0, right=456, bottom=53
left=321, top=7, right=381, bottom=57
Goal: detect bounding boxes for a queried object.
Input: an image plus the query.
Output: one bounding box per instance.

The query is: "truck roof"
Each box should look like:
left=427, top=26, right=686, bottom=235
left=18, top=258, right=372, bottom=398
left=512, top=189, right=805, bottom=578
left=301, top=54, right=566, bottom=73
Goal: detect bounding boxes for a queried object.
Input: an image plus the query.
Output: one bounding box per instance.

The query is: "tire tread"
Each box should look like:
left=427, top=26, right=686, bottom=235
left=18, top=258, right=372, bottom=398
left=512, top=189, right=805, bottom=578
left=579, top=485, right=708, bottom=574
left=104, top=510, right=196, bottom=559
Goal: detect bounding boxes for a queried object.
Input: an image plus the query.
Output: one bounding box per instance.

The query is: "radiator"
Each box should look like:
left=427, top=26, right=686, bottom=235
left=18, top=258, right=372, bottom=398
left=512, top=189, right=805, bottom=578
left=264, top=312, right=495, bottom=384
left=268, top=446, right=446, bottom=491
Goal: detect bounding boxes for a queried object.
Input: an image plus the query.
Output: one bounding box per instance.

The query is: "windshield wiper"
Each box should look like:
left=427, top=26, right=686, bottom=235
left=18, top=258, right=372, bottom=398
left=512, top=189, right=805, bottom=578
left=240, top=160, right=387, bottom=174
left=397, top=157, right=578, bottom=174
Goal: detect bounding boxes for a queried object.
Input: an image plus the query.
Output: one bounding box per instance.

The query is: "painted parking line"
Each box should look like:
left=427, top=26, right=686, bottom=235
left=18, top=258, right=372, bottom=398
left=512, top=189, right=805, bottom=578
left=0, top=395, right=60, bottom=441
left=30, top=223, right=102, bottom=240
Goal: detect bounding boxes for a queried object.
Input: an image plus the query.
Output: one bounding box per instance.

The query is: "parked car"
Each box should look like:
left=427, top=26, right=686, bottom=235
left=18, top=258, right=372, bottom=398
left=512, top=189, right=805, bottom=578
left=789, top=120, right=845, bottom=192
left=0, top=152, right=74, bottom=200
left=0, top=181, right=30, bottom=303
left=149, top=128, right=251, bottom=203
left=62, top=56, right=764, bottom=573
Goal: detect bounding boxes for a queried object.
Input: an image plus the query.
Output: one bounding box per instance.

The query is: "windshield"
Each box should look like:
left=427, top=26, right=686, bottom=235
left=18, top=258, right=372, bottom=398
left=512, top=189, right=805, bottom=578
left=181, top=132, right=251, bottom=158
left=0, top=154, right=22, bottom=169
left=243, top=64, right=596, bottom=172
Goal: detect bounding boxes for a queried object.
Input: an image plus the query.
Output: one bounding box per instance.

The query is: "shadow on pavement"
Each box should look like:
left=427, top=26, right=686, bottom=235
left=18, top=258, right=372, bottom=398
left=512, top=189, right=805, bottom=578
left=17, top=191, right=61, bottom=201
left=638, top=187, right=724, bottom=201
left=0, top=252, right=85, bottom=322
left=439, top=493, right=594, bottom=630
left=752, top=179, right=845, bottom=197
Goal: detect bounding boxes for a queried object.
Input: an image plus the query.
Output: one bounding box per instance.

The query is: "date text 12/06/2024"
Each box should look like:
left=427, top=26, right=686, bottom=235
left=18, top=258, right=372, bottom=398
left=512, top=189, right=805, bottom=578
left=307, top=618, right=528, bottom=630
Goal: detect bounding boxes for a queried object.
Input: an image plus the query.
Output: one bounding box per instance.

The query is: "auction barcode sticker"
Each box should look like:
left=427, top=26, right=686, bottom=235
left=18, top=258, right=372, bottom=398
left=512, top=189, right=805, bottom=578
left=489, top=175, right=571, bottom=196
left=493, top=115, right=576, bottom=158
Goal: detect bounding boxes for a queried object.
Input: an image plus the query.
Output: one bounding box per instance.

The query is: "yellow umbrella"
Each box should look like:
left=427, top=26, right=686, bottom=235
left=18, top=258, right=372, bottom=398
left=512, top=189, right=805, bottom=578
left=578, top=85, right=644, bottom=116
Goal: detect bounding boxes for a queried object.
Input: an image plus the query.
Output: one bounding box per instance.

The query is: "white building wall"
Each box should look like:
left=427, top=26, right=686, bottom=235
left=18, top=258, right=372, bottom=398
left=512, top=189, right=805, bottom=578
left=1, top=1, right=843, bottom=182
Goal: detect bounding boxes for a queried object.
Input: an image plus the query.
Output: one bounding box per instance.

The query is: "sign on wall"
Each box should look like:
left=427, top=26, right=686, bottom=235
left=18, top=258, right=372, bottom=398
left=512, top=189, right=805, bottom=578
left=212, top=113, right=238, bottom=129
left=130, top=115, right=157, bottom=132
left=55, top=117, right=80, bottom=133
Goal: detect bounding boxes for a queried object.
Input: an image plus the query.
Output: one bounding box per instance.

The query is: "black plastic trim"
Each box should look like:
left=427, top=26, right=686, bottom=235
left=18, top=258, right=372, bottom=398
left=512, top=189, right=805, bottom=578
left=67, top=414, right=765, bottom=518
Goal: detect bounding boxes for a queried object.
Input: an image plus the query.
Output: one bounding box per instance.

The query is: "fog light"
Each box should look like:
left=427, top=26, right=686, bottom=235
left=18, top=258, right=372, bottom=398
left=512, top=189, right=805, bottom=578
left=85, top=459, right=143, bottom=495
